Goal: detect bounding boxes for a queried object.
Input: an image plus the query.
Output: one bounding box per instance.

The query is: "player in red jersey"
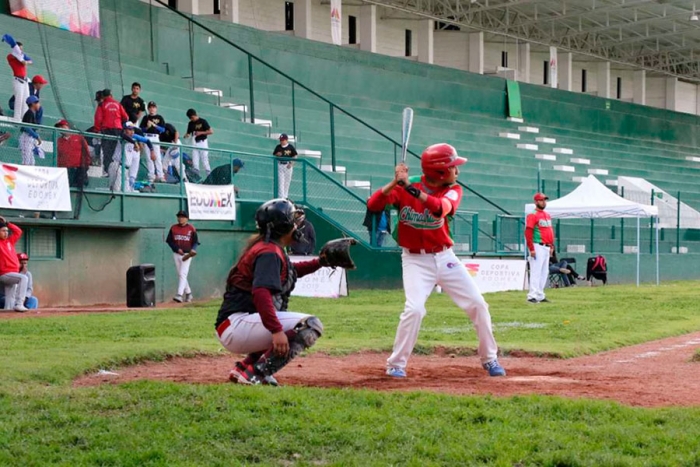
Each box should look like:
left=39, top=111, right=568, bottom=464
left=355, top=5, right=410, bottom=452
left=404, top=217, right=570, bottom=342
left=367, top=143, right=505, bottom=378
left=524, top=193, right=555, bottom=303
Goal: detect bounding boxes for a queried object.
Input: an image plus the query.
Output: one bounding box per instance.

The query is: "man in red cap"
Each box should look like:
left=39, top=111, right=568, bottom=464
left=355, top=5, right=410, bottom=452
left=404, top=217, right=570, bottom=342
left=525, top=193, right=555, bottom=303
left=55, top=119, right=90, bottom=187
left=367, top=143, right=505, bottom=379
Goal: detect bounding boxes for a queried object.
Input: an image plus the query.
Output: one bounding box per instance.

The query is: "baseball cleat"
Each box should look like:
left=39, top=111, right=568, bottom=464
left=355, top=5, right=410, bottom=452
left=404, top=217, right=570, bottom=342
left=386, top=367, right=407, bottom=378
left=185, top=293, right=193, bottom=303
left=539, top=298, right=551, bottom=303
left=228, top=365, right=262, bottom=385
left=527, top=298, right=538, bottom=304
left=483, top=359, right=506, bottom=377
left=173, top=294, right=183, bottom=303
left=262, top=375, right=279, bottom=386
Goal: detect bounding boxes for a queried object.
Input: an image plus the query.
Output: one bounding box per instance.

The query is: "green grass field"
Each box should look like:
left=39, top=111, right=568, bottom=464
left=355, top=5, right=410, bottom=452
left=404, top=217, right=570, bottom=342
left=2, top=283, right=700, bottom=466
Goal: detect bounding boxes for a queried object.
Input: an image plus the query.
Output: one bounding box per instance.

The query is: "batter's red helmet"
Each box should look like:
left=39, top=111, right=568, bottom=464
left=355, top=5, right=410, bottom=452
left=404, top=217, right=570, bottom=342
left=17, top=253, right=28, bottom=261
left=421, top=143, right=467, bottom=181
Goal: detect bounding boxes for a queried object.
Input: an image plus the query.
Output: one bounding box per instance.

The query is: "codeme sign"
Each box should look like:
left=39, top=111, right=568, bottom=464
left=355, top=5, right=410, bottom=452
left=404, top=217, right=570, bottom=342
left=459, top=259, right=527, bottom=293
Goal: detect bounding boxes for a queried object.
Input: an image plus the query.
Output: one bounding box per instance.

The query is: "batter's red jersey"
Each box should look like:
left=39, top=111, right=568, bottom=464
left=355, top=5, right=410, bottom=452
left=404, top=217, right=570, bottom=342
left=368, top=177, right=462, bottom=251
left=524, top=209, right=554, bottom=252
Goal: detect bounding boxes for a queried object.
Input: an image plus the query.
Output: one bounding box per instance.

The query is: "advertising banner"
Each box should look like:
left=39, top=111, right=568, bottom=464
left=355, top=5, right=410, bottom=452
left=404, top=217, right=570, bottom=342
left=330, top=0, right=342, bottom=46
left=10, top=0, right=100, bottom=38
left=460, top=258, right=527, bottom=293
left=290, top=255, right=348, bottom=298
left=0, top=164, right=71, bottom=211
left=185, top=183, right=235, bottom=221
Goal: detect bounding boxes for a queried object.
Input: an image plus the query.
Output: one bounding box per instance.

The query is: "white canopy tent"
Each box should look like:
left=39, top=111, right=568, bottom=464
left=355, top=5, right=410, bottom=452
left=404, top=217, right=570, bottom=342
left=525, top=175, right=660, bottom=286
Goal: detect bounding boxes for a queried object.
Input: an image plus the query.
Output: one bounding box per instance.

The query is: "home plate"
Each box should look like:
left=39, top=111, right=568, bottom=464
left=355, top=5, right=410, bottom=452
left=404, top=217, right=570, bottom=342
left=508, top=376, right=579, bottom=384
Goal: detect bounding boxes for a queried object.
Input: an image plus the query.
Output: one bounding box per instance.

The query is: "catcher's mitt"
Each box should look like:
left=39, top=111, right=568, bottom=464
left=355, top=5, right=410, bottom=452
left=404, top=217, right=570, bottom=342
left=319, top=238, right=357, bottom=269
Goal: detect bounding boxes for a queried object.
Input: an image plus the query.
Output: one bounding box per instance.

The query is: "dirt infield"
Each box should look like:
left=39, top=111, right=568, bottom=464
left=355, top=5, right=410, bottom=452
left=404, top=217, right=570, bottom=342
left=74, top=331, right=700, bottom=408
left=0, top=302, right=197, bottom=320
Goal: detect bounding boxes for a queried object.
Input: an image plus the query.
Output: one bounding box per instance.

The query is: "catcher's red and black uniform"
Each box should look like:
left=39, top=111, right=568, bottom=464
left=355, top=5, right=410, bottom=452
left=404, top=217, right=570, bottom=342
left=215, top=241, right=321, bottom=333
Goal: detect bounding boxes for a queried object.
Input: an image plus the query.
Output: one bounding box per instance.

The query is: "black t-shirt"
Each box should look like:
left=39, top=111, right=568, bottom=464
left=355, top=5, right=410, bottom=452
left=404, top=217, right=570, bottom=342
left=120, top=95, right=146, bottom=123
left=273, top=143, right=298, bottom=160
left=202, top=164, right=234, bottom=185
left=159, top=123, right=178, bottom=144
left=187, top=118, right=211, bottom=142
left=140, top=114, right=165, bottom=135
left=215, top=253, right=282, bottom=327
left=290, top=220, right=316, bottom=256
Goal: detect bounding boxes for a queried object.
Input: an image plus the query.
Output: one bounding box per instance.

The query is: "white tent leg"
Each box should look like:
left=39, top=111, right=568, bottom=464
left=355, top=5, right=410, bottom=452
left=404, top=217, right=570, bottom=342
left=655, top=216, right=660, bottom=286
left=636, top=217, right=640, bottom=287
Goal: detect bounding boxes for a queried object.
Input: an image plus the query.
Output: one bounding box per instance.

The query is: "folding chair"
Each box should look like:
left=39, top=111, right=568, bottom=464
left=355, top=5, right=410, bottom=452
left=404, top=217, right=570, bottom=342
left=586, top=255, right=608, bottom=285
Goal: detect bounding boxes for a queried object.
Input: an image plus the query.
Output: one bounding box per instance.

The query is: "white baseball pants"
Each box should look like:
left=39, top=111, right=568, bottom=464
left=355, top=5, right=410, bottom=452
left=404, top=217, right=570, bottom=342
left=18, top=132, right=36, bottom=165
left=145, top=135, right=164, bottom=181
left=173, top=252, right=192, bottom=296
left=277, top=162, right=294, bottom=199
left=387, top=248, right=499, bottom=370
left=12, top=76, right=29, bottom=121
left=192, top=139, right=210, bottom=174
left=527, top=243, right=551, bottom=301
left=217, top=311, right=309, bottom=354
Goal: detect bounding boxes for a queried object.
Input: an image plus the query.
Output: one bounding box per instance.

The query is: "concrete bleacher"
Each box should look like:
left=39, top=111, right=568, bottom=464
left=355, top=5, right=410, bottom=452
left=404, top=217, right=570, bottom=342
left=3, top=0, right=700, bottom=253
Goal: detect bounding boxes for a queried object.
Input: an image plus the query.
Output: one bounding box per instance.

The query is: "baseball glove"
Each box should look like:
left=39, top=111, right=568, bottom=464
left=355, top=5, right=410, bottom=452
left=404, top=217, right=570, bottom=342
left=319, top=238, right=357, bottom=269
left=182, top=251, right=198, bottom=262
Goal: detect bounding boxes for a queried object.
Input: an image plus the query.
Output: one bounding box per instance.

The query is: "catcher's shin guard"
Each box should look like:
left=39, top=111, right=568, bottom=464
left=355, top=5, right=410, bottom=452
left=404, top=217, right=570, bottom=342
left=254, top=316, right=324, bottom=377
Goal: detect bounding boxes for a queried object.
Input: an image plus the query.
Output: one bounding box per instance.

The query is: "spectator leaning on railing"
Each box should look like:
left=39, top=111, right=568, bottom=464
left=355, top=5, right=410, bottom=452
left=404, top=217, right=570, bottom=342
left=273, top=133, right=297, bottom=199
left=2, top=33, right=32, bottom=121
left=19, top=95, right=43, bottom=165
left=55, top=119, right=90, bottom=188
left=94, top=89, right=128, bottom=177
left=140, top=101, right=166, bottom=183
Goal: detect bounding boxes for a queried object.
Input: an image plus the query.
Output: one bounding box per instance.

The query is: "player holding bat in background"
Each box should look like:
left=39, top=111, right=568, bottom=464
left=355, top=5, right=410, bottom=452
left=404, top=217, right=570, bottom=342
left=367, top=143, right=506, bottom=378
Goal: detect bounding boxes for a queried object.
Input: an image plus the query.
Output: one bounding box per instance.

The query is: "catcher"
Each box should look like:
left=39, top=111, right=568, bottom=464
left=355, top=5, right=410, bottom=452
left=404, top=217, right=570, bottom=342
left=215, top=198, right=355, bottom=386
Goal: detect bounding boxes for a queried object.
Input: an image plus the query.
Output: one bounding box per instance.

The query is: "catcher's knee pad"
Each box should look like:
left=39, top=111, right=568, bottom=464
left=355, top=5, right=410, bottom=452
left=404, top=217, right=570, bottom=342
left=294, top=315, right=323, bottom=348
left=254, top=316, right=323, bottom=377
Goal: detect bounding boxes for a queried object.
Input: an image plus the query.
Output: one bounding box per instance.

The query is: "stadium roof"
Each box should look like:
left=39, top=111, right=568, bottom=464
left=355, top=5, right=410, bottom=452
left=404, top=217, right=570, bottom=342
left=363, top=0, right=700, bottom=81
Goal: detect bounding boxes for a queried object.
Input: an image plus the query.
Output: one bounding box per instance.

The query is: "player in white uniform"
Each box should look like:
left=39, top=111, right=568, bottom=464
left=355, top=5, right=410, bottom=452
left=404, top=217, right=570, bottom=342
left=367, top=144, right=506, bottom=378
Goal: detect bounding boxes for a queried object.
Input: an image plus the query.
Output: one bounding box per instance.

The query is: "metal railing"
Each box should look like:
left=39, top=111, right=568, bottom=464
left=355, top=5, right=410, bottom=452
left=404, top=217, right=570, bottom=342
left=145, top=0, right=512, bottom=217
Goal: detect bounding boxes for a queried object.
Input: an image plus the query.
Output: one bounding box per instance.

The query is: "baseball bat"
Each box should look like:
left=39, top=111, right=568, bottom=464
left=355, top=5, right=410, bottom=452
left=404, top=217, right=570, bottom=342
left=397, top=107, right=414, bottom=187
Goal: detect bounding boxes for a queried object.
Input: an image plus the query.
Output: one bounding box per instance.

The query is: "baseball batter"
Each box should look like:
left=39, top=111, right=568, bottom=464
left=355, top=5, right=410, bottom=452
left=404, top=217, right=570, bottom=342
left=367, top=143, right=506, bottom=378
left=525, top=193, right=554, bottom=303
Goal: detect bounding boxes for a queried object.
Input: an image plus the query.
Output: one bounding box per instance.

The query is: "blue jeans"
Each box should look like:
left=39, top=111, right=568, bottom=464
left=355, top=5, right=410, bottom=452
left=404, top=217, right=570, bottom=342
left=375, top=230, right=388, bottom=247
left=549, top=261, right=571, bottom=287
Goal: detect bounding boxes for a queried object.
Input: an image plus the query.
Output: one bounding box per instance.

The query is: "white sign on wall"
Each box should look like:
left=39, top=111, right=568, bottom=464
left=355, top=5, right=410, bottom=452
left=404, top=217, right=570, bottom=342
left=0, top=164, right=71, bottom=211
left=290, top=256, right=348, bottom=298
left=549, top=46, right=558, bottom=88
left=459, top=258, right=527, bottom=293
left=185, top=183, right=235, bottom=221
left=330, top=0, right=342, bottom=46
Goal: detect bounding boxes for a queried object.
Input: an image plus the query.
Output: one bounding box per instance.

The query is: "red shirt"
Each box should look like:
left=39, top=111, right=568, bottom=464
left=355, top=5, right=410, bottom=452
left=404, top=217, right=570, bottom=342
left=57, top=134, right=90, bottom=168
left=7, top=54, right=26, bottom=78
left=93, top=97, right=128, bottom=132
left=525, top=209, right=554, bottom=252
left=368, top=177, right=462, bottom=251
left=0, top=223, right=22, bottom=276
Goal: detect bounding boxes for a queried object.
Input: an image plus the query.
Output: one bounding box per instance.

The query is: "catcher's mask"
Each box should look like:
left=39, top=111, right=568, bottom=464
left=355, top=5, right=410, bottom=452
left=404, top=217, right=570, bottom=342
left=255, top=198, right=305, bottom=242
